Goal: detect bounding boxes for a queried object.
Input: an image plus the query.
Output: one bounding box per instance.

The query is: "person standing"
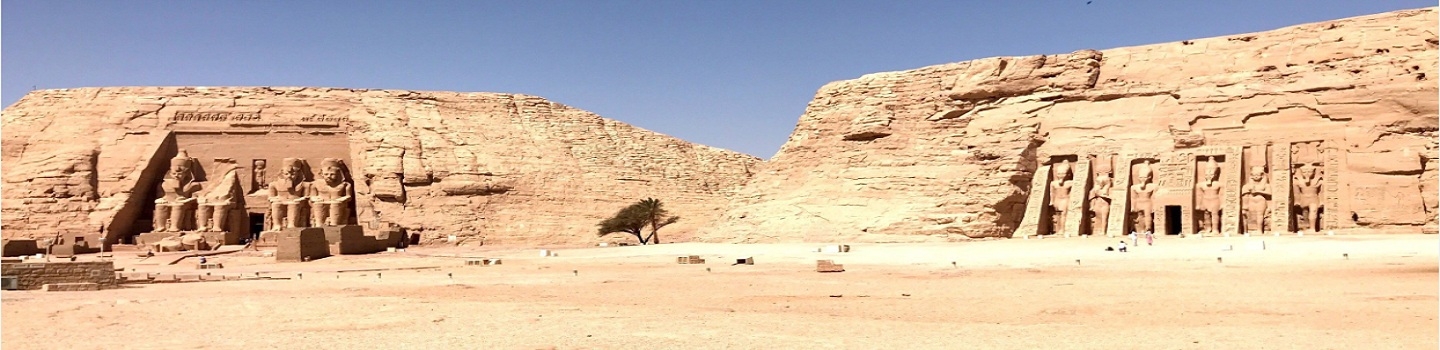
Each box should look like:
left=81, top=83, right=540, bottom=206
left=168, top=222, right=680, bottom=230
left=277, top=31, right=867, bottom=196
left=1145, top=231, right=1155, bottom=246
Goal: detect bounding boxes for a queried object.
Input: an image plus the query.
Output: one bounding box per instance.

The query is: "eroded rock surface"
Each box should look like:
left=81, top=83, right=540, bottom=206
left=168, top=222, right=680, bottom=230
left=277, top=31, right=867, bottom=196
left=700, top=8, right=1438, bottom=242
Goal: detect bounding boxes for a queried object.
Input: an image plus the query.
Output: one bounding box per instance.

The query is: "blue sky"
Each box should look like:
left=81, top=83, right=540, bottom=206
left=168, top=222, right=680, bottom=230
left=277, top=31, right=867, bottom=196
left=3, top=1, right=1432, bottom=158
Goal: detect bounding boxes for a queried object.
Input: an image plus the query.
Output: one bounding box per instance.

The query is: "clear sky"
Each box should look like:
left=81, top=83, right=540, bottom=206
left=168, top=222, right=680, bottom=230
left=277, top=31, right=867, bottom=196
left=3, top=1, right=1432, bottom=158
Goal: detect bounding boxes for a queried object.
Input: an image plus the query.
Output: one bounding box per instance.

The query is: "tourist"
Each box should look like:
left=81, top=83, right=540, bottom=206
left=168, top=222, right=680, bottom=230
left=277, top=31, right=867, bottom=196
left=1117, top=241, right=1127, bottom=253
left=1129, top=232, right=1139, bottom=246
left=1145, top=232, right=1154, bottom=246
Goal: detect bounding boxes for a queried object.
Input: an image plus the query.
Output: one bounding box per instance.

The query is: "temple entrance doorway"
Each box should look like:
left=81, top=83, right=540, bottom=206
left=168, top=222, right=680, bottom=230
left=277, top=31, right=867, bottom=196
left=249, top=213, right=266, bottom=237
left=1164, top=206, right=1182, bottom=235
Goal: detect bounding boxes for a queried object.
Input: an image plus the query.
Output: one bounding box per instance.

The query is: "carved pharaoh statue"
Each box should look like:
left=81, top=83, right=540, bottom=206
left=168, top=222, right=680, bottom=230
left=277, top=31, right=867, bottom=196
left=1196, top=156, right=1223, bottom=235
left=249, top=159, right=267, bottom=194
left=267, top=158, right=311, bottom=231
left=1048, top=160, right=1074, bottom=235
left=1088, top=155, right=1114, bottom=236
left=1130, top=160, right=1158, bottom=234
left=308, top=158, right=354, bottom=227
left=196, top=166, right=239, bottom=232
left=1241, top=165, right=1271, bottom=235
left=1293, top=163, right=1323, bottom=233
left=154, top=150, right=202, bottom=232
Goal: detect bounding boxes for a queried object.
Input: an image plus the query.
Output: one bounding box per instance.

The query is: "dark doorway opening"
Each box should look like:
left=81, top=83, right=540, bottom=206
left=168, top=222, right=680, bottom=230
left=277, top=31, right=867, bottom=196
left=249, top=214, right=265, bottom=237
left=1164, top=206, right=1182, bottom=235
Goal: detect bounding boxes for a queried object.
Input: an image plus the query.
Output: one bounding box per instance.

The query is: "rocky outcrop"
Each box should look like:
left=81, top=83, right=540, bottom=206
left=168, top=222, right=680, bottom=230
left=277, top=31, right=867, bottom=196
left=700, top=8, right=1437, bottom=242
left=2, top=88, right=759, bottom=245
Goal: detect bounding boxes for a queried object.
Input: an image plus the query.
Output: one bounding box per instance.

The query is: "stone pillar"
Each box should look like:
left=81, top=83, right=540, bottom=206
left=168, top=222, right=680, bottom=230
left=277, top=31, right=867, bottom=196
left=1013, top=164, right=1051, bottom=238
left=1104, top=155, right=1131, bottom=237
left=1270, top=143, right=1292, bottom=233
left=1062, top=159, right=1091, bottom=237
left=1220, top=147, right=1243, bottom=235
left=1322, top=145, right=1342, bottom=231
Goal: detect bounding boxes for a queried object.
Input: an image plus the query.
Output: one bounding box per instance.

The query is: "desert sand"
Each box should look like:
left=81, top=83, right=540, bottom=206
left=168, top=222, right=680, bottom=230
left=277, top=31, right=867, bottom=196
left=3, top=234, right=1435, bottom=349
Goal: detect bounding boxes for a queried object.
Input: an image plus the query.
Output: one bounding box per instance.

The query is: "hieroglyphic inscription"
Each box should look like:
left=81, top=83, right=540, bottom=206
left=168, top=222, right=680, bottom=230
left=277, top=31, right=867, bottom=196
left=1219, top=148, right=1242, bottom=235
left=1062, top=159, right=1091, bottom=237
left=298, top=114, right=348, bottom=123
left=1322, top=147, right=1341, bottom=230
left=1157, top=151, right=1195, bottom=235
left=1270, top=143, right=1292, bottom=233
left=173, top=111, right=262, bottom=122
left=1104, top=154, right=1131, bottom=237
left=1013, top=164, right=1052, bottom=238
left=1154, top=150, right=1195, bottom=189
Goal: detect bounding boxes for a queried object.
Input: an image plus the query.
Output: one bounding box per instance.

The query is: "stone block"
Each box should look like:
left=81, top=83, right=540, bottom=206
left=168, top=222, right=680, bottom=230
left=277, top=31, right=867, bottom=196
left=816, top=260, right=845, bottom=273
left=276, top=227, right=329, bottom=263
left=676, top=255, right=705, bottom=264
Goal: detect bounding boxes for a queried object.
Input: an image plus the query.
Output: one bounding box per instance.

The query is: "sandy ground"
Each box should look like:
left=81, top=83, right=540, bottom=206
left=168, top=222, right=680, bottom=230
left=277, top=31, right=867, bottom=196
left=3, top=234, right=1436, bottom=349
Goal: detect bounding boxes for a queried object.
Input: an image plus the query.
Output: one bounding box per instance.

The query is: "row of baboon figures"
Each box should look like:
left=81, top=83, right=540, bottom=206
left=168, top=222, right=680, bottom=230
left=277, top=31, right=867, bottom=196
left=1045, top=150, right=1326, bottom=236
left=152, top=151, right=354, bottom=233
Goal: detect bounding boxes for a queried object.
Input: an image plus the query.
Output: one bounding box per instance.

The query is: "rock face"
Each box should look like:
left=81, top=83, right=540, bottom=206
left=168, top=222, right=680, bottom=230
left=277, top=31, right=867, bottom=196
left=2, top=87, right=759, bottom=246
left=700, top=8, right=1438, bottom=242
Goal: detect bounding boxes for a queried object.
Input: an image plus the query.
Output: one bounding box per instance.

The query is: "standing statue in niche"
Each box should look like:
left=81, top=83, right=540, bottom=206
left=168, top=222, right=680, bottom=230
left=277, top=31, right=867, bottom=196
left=1196, top=156, right=1223, bottom=235
left=267, top=158, right=311, bottom=231
left=1088, top=155, right=1113, bottom=236
left=308, top=158, right=354, bottom=227
left=249, top=159, right=267, bottom=194
left=1047, top=160, right=1074, bottom=235
left=153, top=150, right=202, bottom=232
left=1293, top=163, right=1323, bottom=233
left=1241, top=165, right=1271, bottom=235
left=1130, top=160, right=1157, bottom=234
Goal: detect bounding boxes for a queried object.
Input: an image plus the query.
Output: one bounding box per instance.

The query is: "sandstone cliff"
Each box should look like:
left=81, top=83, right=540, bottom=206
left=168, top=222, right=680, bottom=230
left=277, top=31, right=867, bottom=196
left=700, top=8, right=1438, bottom=242
left=2, top=87, right=759, bottom=245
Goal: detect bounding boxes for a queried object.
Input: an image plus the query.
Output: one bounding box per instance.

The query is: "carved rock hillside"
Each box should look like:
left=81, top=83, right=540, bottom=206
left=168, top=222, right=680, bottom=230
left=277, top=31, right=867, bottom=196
left=699, top=8, right=1437, bottom=242
left=2, top=87, right=759, bottom=245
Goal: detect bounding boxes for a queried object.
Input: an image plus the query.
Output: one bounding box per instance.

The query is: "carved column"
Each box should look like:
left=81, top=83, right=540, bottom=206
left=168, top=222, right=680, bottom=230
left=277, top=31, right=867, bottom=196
left=1062, top=159, right=1091, bottom=237
left=1013, top=164, right=1052, bottom=238
left=1105, top=154, right=1132, bottom=237
left=1270, top=143, right=1292, bottom=233
left=1220, top=147, right=1243, bottom=235
left=1322, top=145, right=1342, bottom=231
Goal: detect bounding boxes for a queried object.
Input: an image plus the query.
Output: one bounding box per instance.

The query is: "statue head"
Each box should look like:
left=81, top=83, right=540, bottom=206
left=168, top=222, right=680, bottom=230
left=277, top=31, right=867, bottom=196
left=281, top=158, right=305, bottom=182
left=1299, top=163, right=1318, bottom=179
left=168, top=150, right=194, bottom=183
left=1135, top=161, right=1153, bottom=184
left=1052, top=160, right=1072, bottom=179
left=1248, top=166, right=1266, bottom=181
left=319, top=158, right=346, bottom=185
left=1202, top=156, right=1219, bottom=181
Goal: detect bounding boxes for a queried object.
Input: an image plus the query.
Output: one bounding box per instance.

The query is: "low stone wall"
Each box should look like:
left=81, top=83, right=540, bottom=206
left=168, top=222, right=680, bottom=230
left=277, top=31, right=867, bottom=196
left=0, top=261, right=118, bottom=290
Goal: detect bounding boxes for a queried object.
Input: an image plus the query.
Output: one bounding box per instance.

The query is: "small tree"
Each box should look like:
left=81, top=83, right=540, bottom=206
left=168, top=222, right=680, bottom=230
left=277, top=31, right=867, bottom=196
left=597, top=198, right=680, bottom=245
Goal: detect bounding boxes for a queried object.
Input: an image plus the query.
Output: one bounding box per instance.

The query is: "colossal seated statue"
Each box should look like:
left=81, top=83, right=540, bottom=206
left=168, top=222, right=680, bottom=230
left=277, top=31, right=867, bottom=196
left=197, top=166, right=241, bottom=232
left=308, top=158, right=354, bottom=227
left=267, top=158, right=312, bottom=231
left=154, top=150, right=202, bottom=232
